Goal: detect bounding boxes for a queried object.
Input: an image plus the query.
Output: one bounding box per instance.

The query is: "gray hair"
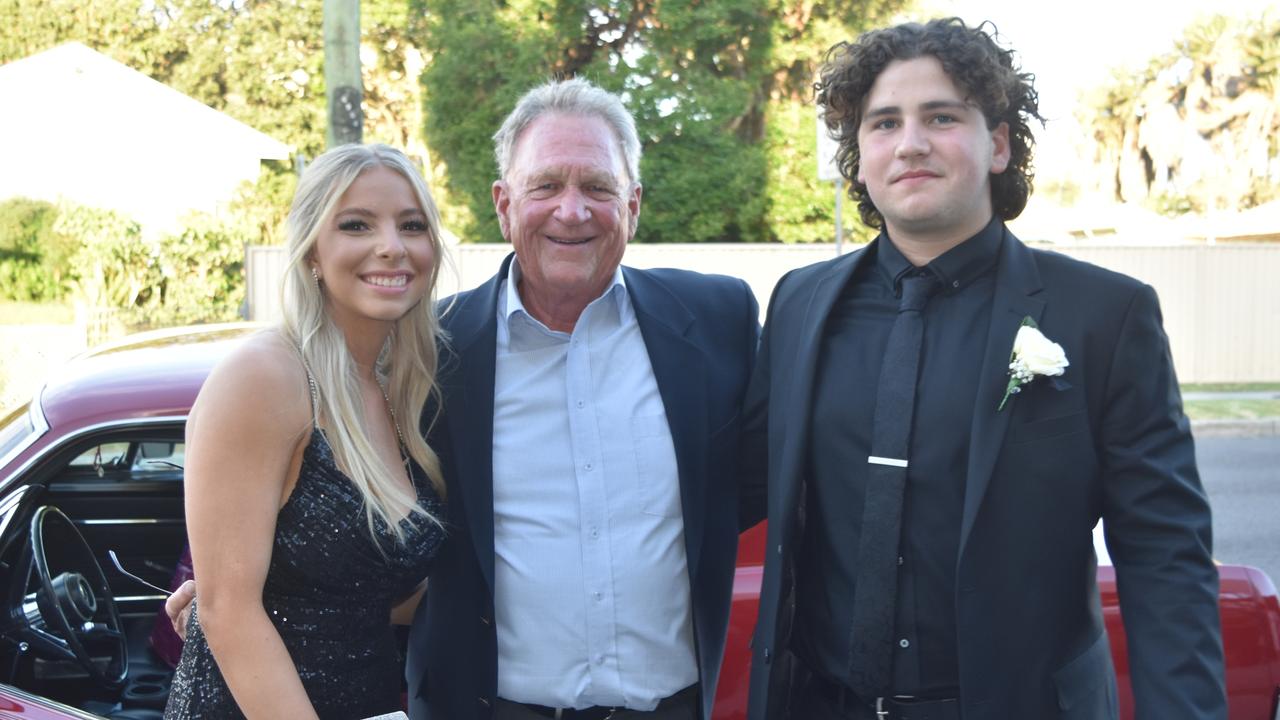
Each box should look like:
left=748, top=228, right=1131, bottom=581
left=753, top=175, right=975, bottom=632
left=493, top=77, right=642, bottom=185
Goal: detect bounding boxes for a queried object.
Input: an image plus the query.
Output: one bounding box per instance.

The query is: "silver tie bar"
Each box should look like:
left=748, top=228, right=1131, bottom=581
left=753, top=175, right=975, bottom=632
left=867, top=455, right=909, bottom=468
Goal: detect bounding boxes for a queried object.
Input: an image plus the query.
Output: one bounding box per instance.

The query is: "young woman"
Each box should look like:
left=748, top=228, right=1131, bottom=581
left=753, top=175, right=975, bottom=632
left=165, top=144, right=448, bottom=719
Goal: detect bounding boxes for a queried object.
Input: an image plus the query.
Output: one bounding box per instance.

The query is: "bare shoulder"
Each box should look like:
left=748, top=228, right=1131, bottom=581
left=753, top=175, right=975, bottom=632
left=190, top=330, right=310, bottom=443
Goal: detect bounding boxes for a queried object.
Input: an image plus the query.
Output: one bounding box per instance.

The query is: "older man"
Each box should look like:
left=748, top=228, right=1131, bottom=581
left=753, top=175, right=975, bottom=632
left=407, top=78, right=759, bottom=720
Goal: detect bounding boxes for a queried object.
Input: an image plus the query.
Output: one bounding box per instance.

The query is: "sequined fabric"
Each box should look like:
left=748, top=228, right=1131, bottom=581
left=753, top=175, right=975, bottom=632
left=164, top=430, right=444, bottom=719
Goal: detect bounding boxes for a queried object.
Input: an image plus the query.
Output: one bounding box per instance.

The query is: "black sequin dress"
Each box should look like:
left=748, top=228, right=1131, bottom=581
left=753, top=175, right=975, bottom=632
left=164, top=430, right=444, bottom=719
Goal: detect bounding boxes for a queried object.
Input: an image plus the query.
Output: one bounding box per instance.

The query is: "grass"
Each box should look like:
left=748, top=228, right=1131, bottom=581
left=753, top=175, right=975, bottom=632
left=0, top=301, right=75, bottom=324
left=1182, top=382, right=1280, bottom=393
left=1184, top=399, right=1280, bottom=421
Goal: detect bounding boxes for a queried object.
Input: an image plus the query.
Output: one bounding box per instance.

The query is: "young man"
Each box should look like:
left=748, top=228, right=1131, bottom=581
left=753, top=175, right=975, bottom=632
left=741, top=18, right=1225, bottom=720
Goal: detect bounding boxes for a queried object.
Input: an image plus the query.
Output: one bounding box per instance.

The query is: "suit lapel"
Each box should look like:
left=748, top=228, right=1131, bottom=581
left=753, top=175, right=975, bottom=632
left=624, top=267, right=713, bottom=579
left=440, top=255, right=510, bottom=593
left=774, top=247, right=870, bottom=513
left=958, top=230, right=1045, bottom=560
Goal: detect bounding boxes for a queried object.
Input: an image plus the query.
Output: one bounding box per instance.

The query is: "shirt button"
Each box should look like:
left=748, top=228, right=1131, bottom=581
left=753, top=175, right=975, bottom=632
left=899, top=638, right=910, bottom=648
left=594, top=654, right=604, bottom=665
left=952, top=280, right=960, bottom=288
left=584, top=462, right=593, bottom=471
left=593, top=591, right=603, bottom=601
left=576, top=400, right=585, bottom=409
left=590, top=527, right=599, bottom=539
left=897, top=556, right=904, bottom=566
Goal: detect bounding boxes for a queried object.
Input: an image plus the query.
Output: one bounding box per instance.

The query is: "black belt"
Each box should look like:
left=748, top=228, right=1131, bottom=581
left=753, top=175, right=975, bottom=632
left=812, top=676, right=960, bottom=720
left=515, top=684, right=696, bottom=720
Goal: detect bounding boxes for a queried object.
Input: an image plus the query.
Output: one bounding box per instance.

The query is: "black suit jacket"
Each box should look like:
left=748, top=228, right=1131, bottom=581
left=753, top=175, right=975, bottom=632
left=741, top=229, right=1225, bottom=719
left=408, top=253, right=759, bottom=720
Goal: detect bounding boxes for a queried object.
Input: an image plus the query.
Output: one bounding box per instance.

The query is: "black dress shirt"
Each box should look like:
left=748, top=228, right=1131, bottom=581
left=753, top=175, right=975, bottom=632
left=793, top=217, right=1003, bottom=698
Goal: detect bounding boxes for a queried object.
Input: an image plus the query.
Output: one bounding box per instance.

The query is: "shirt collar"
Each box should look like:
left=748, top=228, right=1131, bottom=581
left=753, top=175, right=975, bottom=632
left=876, top=215, right=1004, bottom=295
left=501, top=256, right=629, bottom=333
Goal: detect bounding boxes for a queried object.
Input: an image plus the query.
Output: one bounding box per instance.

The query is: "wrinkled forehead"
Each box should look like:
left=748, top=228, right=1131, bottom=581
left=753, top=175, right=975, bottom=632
left=510, top=112, right=631, bottom=183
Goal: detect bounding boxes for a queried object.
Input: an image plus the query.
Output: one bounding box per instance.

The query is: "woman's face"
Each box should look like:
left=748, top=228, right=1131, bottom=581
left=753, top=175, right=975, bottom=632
left=310, top=166, right=435, bottom=331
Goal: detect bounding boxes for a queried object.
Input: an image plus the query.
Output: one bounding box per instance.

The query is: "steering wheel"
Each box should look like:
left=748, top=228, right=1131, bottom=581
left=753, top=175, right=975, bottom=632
left=24, top=505, right=128, bottom=689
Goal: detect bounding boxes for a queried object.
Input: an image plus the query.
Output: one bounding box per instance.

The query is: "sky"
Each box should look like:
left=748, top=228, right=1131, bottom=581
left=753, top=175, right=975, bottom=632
left=913, top=0, right=1278, bottom=174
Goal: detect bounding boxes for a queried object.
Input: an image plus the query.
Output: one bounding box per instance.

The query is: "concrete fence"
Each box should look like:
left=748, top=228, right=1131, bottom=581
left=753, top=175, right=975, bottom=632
left=246, top=242, right=1280, bottom=384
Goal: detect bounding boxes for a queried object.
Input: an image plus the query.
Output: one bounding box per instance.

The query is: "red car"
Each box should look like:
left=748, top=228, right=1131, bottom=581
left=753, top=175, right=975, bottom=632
left=0, top=326, right=1277, bottom=719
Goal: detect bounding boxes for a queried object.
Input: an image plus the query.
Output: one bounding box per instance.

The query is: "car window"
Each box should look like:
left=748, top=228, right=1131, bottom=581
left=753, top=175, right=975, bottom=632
left=65, top=440, right=185, bottom=481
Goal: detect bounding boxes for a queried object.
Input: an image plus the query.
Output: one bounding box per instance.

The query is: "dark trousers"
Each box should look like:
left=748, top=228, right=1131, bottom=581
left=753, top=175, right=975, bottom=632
left=492, top=686, right=698, bottom=720
left=788, top=674, right=962, bottom=720
left=787, top=676, right=876, bottom=720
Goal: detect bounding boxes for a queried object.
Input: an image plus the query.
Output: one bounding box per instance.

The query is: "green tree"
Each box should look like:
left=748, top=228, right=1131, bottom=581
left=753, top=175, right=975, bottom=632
left=0, top=198, right=72, bottom=301
left=1078, top=13, right=1280, bottom=215
left=419, top=0, right=901, bottom=244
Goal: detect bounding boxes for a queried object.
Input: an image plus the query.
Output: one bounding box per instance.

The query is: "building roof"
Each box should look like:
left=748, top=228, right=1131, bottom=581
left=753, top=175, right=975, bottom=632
left=0, top=42, right=291, bottom=231
left=0, top=42, right=289, bottom=161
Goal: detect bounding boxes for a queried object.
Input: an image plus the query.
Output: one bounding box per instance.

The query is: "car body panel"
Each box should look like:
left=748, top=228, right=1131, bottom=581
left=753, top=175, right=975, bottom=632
left=713, top=524, right=1280, bottom=720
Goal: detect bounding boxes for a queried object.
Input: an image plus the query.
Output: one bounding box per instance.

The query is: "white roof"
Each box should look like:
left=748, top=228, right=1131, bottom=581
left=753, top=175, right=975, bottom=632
left=0, top=42, right=289, bottom=160
left=0, top=42, right=290, bottom=232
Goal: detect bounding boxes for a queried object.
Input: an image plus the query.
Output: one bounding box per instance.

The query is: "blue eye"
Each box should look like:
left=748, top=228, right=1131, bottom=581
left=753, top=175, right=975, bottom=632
left=402, top=220, right=428, bottom=232
left=339, top=220, right=369, bottom=232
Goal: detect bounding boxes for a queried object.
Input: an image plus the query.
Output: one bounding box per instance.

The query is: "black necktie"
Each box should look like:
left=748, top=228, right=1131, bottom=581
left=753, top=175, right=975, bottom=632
left=847, top=271, right=938, bottom=698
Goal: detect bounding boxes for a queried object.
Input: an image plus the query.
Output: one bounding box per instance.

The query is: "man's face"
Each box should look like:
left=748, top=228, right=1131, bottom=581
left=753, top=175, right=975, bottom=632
left=856, top=55, right=1010, bottom=245
left=492, top=112, right=640, bottom=312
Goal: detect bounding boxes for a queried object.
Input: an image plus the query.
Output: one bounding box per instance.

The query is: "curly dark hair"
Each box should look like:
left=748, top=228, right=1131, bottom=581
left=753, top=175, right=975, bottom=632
left=816, top=17, right=1044, bottom=229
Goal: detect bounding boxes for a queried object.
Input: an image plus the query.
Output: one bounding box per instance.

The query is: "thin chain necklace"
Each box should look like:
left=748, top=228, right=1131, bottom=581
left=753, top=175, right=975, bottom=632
left=378, top=381, right=411, bottom=471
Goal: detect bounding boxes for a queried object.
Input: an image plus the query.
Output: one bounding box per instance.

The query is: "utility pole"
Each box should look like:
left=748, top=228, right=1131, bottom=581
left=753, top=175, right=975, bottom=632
left=816, top=107, right=845, bottom=255
left=323, top=0, right=362, bottom=147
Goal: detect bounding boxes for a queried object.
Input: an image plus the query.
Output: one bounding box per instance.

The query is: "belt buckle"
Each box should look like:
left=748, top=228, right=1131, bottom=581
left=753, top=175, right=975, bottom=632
left=875, top=697, right=888, bottom=720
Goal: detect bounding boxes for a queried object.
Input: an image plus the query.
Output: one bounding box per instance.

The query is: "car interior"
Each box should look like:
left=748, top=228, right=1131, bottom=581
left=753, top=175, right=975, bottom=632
left=0, top=423, right=188, bottom=719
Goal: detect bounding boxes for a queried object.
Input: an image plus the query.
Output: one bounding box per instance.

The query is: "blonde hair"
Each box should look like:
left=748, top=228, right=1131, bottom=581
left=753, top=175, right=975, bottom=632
left=280, top=143, right=447, bottom=544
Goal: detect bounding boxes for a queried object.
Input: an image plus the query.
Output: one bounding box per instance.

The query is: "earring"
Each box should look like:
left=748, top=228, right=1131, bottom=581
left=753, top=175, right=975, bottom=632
left=311, top=266, right=321, bottom=287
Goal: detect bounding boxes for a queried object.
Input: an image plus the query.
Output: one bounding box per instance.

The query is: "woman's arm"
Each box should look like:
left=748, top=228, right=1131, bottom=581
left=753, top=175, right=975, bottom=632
left=184, top=335, right=319, bottom=718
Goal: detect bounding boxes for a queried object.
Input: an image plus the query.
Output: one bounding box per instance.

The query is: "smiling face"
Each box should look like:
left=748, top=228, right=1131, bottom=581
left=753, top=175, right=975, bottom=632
left=492, top=112, right=641, bottom=326
left=856, top=55, right=1011, bottom=256
left=311, top=165, right=435, bottom=333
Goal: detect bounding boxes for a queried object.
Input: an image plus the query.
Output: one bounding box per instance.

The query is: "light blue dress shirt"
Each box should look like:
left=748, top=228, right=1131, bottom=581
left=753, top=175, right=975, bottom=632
left=491, top=260, right=697, bottom=710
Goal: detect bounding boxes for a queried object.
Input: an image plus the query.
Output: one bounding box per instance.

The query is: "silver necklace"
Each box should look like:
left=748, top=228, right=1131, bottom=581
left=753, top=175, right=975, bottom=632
left=378, top=381, right=411, bottom=470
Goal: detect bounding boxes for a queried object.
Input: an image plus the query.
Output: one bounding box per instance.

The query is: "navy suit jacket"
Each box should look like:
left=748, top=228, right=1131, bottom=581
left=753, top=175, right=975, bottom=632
left=408, top=253, right=759, bottom=720
left=741, top=229, right=1226, bottom=719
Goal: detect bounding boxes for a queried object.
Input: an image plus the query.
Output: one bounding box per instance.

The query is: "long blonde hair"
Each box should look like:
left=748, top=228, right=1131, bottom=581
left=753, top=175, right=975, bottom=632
left=279, top=143, right=447, bottom=543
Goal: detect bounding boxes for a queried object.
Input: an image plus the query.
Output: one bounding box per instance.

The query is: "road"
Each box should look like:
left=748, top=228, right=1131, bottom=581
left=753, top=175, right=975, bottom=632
left=1196, top=434, right=1280, bottom=584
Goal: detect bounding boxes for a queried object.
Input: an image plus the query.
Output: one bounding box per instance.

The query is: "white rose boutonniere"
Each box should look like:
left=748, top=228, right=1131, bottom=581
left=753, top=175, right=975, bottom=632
left=998, top=317, right=1069, bottom=411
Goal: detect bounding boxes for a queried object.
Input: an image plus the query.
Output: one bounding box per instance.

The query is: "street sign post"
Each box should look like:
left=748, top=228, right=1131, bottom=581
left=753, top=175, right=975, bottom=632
left=817, top=109, right=845, bottom=255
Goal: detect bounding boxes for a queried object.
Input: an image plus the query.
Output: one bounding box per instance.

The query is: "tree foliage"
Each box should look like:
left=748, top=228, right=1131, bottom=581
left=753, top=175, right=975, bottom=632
left=1078, top=13, right=1280, bottom=215
left=420, top=0, right=902, bottom=243
left=2, top=0, right=906, bottom=253
left=0, top=198, right=70, bottom=301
